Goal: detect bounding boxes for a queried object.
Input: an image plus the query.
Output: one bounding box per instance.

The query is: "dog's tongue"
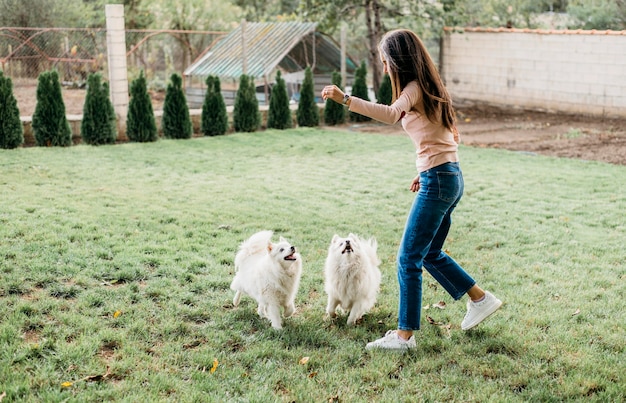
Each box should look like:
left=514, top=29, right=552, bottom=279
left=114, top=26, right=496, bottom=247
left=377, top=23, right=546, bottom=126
left=284, top=253, right=296, bottom=261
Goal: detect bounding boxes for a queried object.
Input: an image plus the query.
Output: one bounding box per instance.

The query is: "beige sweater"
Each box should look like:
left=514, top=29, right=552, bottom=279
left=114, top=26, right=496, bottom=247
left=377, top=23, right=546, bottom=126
left=348, top=81, right=459, bottom=173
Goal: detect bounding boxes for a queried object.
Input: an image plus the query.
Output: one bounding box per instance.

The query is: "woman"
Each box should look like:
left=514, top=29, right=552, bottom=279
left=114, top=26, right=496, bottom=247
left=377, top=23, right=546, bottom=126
left=321, top=29, right=502, bottom=351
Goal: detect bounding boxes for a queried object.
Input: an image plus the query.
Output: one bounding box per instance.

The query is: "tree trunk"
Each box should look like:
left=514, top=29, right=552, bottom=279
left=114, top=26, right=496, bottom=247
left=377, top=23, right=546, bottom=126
left=366, top=0, right=381, bottom=95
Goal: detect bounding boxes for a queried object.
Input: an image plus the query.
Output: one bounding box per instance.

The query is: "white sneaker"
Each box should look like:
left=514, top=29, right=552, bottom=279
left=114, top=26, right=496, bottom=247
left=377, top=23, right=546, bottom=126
left=365, top=330, right=416, bottom=351
left=461, top=291, right=502, bottom=330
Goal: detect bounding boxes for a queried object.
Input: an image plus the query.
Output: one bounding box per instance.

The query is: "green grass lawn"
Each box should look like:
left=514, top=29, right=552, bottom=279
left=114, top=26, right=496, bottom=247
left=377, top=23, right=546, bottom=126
left=1, top=128, right=624, bottom=402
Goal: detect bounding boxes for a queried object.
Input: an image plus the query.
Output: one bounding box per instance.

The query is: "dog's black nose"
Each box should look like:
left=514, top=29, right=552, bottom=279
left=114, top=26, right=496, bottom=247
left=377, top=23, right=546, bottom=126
left=345, top=240, right=350, bottom=245
left=290, top=246, right=295, bottom=252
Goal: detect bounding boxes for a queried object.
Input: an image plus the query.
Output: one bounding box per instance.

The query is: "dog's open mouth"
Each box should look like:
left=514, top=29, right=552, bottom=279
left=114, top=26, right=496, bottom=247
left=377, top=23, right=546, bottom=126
left=284, top=253, right=297, bottom=261
left=342, top=244, right=353, bottom=254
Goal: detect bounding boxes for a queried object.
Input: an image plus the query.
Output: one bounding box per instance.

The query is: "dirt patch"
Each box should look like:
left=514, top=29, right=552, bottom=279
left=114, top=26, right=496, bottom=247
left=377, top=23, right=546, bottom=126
left=13, top=83, right=626, bottom=165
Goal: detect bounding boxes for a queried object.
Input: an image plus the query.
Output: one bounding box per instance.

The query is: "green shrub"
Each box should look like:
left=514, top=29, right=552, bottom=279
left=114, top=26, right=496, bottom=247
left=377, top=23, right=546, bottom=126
left=296, top=66, right=319, bottom=127
left=162, top=73, right=192, bottom=139
left=0, top=71, right=24, bottom=149
left=81, top=73, right=117, bottom=145
left=350, top=61, right=371, bottom=123
left=267, top=70, right=292, bottom=130
left=377, top=73, right=392, bottom=106
left=32, top=70, right=72, bottom=147
left=233, top=74, right=260, bottom=133
left=201, top=75, right=228, bottom=136
left=127, top=70, right=157, bottom=142
left=324, top=71, right=345, bottom=126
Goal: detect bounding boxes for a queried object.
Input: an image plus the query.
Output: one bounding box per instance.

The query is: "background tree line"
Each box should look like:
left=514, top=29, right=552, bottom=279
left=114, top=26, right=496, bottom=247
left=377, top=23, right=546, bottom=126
left=1, top=0, right=624, bottom=94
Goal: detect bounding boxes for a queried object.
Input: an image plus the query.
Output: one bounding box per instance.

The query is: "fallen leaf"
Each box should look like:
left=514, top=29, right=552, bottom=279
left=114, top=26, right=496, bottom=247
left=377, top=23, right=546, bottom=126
left=1, top=391, right=7, bottom=401
left=423, top=304, right=430, bottom=310
left=308, top=371, right=318, bottom=378
left=464, top=118, right=471, bottom=123
left=210, top=359, right=218, bottom=373
left=426, top=316, right=443, bottom=325
left=113, top=310, right=122, bottom=318
left=61, top=382, right=73, bottom=388
left=432, top=301, right=447, bottom=309
left=572, top=309, right=580, bottom=316
left=299, top=356, right=310, bottom=365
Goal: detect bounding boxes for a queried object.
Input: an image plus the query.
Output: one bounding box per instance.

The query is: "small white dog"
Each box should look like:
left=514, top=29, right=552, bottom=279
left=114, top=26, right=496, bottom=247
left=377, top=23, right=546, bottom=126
left=324, top=233, right=381, bottom=325
left=230, top=230, right=302, bottom=330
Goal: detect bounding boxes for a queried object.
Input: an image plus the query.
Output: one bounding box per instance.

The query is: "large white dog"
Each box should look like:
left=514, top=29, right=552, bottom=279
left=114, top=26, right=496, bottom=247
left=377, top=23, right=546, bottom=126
left=324, top=233, right=381, bottom=325
left=230, top=230, right=302, bottom=330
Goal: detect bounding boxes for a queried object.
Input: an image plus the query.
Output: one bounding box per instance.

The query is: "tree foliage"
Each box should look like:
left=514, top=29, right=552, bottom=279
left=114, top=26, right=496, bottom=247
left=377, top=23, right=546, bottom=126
left=0, top=71, right=24, bottom=149
left=377, top=73, right=392, bottom=106
left=350, top=61, right=371, bottom=123
left=126, top=70, right=158, bottom=142
left=81, top=73, right=117, bottom=145
left=233, top=74, right=260, bottom=133
left=32, top=70, right=72, bottom=147
left=162, top=73, right=192, bottom=139
left=324, top=71, right=345, bottom=126
left=201, top=75, right=229, bottom=136
left=296, top=66, right=319, bottom=127
left=267, top=70, right=292, bottom=130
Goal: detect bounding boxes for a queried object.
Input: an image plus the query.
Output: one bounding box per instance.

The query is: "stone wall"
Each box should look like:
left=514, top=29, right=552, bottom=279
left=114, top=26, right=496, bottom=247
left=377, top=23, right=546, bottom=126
left=442, top=27, right=626, bottom=117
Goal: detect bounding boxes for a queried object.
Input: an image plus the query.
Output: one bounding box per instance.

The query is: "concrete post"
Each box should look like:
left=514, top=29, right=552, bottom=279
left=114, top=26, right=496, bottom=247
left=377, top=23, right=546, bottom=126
left=105, top=4, right=129, bottom=139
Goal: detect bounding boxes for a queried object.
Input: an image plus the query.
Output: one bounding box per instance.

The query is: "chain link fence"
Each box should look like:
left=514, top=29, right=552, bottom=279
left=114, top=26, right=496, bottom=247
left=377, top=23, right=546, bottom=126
left=0, top=27, right=225, bottom=116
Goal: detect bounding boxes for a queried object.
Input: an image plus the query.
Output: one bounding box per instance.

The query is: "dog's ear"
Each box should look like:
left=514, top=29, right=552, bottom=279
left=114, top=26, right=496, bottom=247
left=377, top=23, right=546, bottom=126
left=331, top=234, right=340, bottom=243
left=267, top=241, right=273, bottom=252
left=279, top=236, right=287, bottom=243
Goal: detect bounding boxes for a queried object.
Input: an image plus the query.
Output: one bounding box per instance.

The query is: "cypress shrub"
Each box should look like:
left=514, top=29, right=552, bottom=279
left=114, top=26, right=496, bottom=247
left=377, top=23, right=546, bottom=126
left=162, top=73, right=192, bottom=139
left=127, top=70, right=157, bottom=142
left=81, top=73, right=117, bottom=145
left=350, top=61, right=371, bottom=123
left=233, top=74, right=260, bottom=133
left=0, top=71, right=24, bottom=149
left=32, top=70, right=72, bottom=147
left=377, top=73, right=392, bottom=105
left=201, top=75, right=228, bottom=136
left=324, top=71, right=345, bottom=126
left=267, top=70, right=292, bottom=130
left=296, top=66, right=319, bottom=127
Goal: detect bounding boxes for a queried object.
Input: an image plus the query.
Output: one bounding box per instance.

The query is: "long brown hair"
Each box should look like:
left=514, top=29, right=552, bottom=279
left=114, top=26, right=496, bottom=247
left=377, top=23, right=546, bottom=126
left=379, top=29, right=456, bottom=130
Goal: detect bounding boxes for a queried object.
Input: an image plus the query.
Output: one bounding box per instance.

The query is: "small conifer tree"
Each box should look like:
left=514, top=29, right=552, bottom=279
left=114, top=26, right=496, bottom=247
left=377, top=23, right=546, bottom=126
left=32, top=70, right=72, bottom=147
left=0, top=71, right=24, bottom=149
left=126, top=70, right=157, bottom=142
left=162, top=73, right=192, bottom=139
left=350, top=61, right=371, bottom=123
left=81, top=73, right=117, bottom=145
left=324, top=71, right=345, bottom=126
left=377, top=73, right=392, bottom=105
left=267, top=70, right=292, bottom=130
left=296, top=66, right=319, bottom=127
left=201, top=75, right=228, bottom=136
left=233, top=74, right=260, bottom=133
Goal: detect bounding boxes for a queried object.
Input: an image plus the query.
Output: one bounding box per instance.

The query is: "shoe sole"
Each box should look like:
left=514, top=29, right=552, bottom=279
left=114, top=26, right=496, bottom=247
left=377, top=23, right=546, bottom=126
left=462, top=299, right=503, bottom=330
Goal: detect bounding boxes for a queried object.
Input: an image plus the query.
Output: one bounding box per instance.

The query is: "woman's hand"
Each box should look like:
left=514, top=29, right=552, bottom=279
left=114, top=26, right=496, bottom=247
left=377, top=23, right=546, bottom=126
left=410, top=175, right=420, bottom=192
left=321, top=85, right=345, bottom=104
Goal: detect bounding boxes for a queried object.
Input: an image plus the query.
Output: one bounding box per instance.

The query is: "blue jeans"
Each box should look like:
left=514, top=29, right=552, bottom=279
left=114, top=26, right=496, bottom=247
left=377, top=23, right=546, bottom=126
left=397, top=162, right=476, bottom=330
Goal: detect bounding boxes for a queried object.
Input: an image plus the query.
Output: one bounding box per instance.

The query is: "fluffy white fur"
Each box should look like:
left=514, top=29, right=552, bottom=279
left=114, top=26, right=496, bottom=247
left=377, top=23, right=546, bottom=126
left=324, top=233, right=381, bottom=325
left=230, top=230, right=302, bottom=330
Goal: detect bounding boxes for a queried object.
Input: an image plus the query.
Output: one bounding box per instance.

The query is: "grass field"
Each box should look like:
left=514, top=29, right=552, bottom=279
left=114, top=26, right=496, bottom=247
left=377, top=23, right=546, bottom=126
left=1, top=128, right=624, bottom=402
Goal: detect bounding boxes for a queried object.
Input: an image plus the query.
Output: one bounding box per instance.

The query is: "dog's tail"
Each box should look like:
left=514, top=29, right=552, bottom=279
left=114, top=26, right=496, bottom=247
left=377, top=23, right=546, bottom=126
left=233, top=290, right=241, bottom=307
left=235, top=230, right=274, bottom=269
left=366, top=237, right=381, bottom=267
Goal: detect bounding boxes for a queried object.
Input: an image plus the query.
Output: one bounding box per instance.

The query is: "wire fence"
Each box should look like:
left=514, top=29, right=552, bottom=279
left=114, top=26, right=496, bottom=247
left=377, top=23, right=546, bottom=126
left=0, top=27, right=225, bottom=116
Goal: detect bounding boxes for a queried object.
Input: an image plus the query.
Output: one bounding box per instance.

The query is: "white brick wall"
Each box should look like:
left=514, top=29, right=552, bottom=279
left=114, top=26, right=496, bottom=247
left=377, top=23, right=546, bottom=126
left=442, top=28, right=626, bottom=117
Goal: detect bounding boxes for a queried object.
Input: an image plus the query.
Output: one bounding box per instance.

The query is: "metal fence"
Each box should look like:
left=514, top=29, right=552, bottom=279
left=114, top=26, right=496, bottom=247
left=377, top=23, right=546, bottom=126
left=0, top=27, right=225, bottom=116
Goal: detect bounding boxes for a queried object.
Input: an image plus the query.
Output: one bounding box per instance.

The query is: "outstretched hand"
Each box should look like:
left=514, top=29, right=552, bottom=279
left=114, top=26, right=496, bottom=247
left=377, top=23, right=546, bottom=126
left=321, top=85, right=345, bottom=104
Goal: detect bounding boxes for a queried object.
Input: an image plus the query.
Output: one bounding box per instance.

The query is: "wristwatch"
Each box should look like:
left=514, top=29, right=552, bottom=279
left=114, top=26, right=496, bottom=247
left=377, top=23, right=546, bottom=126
left=342, top=94, right=350, bottom=105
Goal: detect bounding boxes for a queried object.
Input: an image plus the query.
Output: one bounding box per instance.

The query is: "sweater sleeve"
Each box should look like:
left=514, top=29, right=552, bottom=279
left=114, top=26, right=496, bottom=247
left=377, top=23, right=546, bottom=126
left=348, top=81, right=419, bottom=125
